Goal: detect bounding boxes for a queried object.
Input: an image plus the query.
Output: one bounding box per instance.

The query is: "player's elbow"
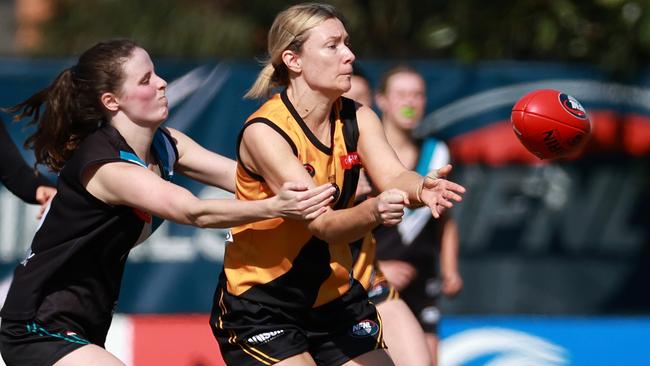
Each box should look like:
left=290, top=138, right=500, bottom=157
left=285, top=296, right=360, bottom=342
left=182, top=199, right=212, bottom=228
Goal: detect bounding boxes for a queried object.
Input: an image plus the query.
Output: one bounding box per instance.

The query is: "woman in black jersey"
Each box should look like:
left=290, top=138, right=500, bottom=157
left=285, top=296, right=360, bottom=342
left=0, top=39, right=334, bottom=366
left=0, top=116, right=55, bottom=217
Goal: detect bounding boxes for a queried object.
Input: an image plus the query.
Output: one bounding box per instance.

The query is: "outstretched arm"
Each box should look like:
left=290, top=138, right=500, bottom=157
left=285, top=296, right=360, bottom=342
left=83, top=162, right=334, bottom=228
left=356, top=105, right=465, bottom=218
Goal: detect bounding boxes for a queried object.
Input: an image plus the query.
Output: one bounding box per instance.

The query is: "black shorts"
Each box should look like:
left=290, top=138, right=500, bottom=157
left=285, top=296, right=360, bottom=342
left=210, top=283, right=386, bottom=366
left=0, top=319, right=90, bottom=366
left=400, top=277, right=441, bottom=335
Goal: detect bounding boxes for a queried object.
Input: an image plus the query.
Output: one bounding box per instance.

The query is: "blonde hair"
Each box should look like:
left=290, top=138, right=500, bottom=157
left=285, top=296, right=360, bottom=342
left=245, top=3, right=344, bottom=99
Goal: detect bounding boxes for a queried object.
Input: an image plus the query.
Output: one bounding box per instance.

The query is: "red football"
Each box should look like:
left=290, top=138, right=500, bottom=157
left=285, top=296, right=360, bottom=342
left=511, top=89, right=591, bottom=159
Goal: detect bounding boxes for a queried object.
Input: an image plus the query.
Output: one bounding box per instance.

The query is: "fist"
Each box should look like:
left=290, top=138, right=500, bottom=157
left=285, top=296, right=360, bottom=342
left=376, top=189, right=407, bottom=226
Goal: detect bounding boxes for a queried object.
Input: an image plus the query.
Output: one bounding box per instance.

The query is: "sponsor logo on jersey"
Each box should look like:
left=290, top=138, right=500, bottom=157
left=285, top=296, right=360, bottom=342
left=340, top=152, right=361, bottom=170
left=246, top=329, right=285, bottom=345
left=350, top=320, right=379, bottom=338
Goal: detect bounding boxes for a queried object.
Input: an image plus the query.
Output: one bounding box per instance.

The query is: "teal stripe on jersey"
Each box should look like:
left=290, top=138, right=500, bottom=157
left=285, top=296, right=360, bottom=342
left=119, top=151, right=147, bottom=168
left=416, top=139, right=437, bottom=175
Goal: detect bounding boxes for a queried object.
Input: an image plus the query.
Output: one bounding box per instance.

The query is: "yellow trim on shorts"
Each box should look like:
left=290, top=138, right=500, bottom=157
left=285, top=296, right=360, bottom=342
left=241, top=343, right=281, bottom=364
left=388, top=286, right=400, bottom=301
left=375, top=310, right=385, bottom=349
left=217, top=289, right=227, bottom=330
left=239, top=345, right=273, bottom=365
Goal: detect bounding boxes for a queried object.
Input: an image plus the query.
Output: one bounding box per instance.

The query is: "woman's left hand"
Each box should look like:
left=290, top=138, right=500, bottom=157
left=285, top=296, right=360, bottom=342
left=273, top=182, right=335, bottom=220
left=419, top=164, right=465, bottom=218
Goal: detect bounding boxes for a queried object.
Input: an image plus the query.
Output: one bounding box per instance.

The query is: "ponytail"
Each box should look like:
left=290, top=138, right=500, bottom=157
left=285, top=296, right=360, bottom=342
left=244, top=63, right=278, bottom=100
left=4, top=68, right=89, bottom=172
left=3, top=39, right=138, bottom=172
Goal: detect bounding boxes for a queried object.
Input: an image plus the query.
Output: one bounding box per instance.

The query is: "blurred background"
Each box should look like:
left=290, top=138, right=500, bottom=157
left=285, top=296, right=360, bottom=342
left=1, top=0, right=650, bottom=365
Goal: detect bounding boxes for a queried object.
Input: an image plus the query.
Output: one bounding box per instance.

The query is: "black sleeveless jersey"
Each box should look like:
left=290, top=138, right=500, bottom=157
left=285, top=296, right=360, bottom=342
left=0, top=125, right=177, bottom=344
left=374, top=138, right=451, bottom=280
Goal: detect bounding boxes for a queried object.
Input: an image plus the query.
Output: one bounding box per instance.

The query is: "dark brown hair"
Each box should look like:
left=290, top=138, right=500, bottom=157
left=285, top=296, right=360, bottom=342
left=4, top=39, right=138, bottom=171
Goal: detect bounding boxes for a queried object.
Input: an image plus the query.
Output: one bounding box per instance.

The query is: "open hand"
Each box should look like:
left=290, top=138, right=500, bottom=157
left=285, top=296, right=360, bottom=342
left=419, top=164, right=465, bottom=219
left=274, top=182, right=335, bottom=220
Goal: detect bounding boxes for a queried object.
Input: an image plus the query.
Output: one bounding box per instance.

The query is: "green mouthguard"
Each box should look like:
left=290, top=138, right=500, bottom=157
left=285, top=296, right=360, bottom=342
left=401, top=106, right=415, bottom=118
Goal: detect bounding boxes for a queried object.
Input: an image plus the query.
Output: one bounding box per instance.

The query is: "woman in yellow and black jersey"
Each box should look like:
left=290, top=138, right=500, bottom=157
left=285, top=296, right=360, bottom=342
left=209, top=3, right=466, bottom=366
left=225, top=91, right=372, bottom=309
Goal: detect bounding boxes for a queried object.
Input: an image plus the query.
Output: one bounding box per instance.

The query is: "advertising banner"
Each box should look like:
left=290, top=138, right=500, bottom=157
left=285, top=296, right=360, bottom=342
left=0, top=59, right=648, bottom=316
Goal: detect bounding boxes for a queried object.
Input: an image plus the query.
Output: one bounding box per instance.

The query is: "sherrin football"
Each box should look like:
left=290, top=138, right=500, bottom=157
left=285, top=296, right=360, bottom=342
left=511, top=89, right=591, bottom=159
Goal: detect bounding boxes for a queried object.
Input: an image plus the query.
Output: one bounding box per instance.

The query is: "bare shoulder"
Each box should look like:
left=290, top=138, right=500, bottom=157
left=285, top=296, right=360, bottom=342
left=241, top=121, right=290, bottom=148
left=355, top=104, right=382, bottom=131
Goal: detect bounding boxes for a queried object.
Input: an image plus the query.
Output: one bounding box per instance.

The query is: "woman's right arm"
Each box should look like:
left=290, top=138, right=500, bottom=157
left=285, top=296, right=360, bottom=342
left=82, top=162, right=335, bottom=228
left=239, top=122, right=406, bottom=244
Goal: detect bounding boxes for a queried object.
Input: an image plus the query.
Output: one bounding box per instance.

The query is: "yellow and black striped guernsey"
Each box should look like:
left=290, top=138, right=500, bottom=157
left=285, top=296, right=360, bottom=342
left=225, top=90, right=375, bottom=308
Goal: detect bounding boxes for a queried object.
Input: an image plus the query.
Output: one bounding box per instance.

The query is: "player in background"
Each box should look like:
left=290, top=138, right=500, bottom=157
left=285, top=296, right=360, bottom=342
left=343, top=67, right=434, bottom=366
left=373, top=65, right=463, bottom=365
left=210, top=3, right=465, bottom=366
left=0, top=39, right=334, bottom=366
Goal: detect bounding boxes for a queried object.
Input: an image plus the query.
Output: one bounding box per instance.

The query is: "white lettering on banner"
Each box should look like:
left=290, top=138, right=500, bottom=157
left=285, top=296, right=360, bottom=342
left=439, top=327, right=568, bottom=366
left=453, top=164, right=644, bottom=255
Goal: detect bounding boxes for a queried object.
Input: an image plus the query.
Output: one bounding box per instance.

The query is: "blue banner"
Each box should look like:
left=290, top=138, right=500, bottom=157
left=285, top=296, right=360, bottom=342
left=439, top=316, right=650, bottom=366
left=1, top=59, right=649, bottom=314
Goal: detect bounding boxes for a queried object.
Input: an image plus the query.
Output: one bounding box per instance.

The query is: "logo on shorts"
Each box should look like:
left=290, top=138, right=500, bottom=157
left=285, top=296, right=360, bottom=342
left=350, top=320, right=379, bottom=338
left=246, top=329, right=285, bottom=345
